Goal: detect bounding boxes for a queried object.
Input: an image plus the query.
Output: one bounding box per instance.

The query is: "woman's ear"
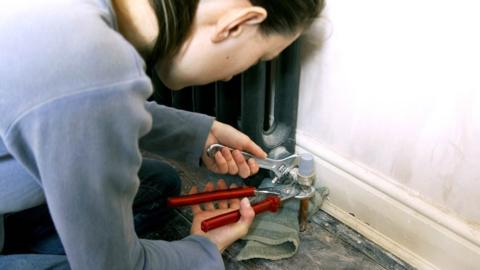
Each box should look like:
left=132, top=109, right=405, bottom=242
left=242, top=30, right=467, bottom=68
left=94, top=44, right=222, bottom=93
left=211, top=7, right=267, bottom=43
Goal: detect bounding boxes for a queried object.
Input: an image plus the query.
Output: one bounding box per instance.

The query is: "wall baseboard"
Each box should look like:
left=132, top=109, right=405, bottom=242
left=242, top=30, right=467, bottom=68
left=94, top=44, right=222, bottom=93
left=296, top=132, right=480, bottom=270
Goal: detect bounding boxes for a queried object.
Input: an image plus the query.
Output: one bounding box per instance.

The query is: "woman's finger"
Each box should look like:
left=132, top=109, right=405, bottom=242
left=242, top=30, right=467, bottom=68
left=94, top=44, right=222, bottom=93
left=188, top=186, right=202, bottom=215
left=237, top=198, right=255, bottom=235
left=228, top=183, right=240, bottom=209
left=222, top=148, right=238, bottom=175
left=214, top=151, right=228, bottom=174
left=248, top=158, right=260, bottom=175
left=232, top=150, right=250, bottom=178
left=217, top=179, right=229, bottom=209
left=202, top=182, right=216, bottom=211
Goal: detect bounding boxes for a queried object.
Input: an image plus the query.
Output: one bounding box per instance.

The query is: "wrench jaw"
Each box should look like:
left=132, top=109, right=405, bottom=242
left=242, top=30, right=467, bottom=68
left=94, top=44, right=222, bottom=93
left=271, top=168, right=295, bottom=184
left=272, top=155, right=317, bottom=199
left=255, top=182, right=314, bottom=201
left=269, top=155, right=301, bottom=184
left=294, top=186, right=316, bottom=199
left=271, top=155, right=300, bottom=177
left=254, top=185, right=297, bottom=202
left=263, top=182, right=316, bottom=200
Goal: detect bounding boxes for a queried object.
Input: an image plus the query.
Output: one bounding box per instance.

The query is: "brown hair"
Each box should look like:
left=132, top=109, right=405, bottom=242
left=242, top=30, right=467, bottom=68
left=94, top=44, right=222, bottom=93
left=251, top=0, right=324, bottom=35
left=149, top=0, right=325, bottom=66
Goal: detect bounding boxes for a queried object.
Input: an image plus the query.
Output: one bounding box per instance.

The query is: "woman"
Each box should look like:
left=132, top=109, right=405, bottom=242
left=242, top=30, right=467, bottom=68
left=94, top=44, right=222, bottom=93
left=0, top=0, right=324, bottom=269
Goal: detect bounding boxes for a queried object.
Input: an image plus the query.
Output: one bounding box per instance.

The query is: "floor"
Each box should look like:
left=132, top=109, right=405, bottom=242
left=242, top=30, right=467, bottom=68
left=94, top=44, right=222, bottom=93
left=144, top=154, right=416, bottom=270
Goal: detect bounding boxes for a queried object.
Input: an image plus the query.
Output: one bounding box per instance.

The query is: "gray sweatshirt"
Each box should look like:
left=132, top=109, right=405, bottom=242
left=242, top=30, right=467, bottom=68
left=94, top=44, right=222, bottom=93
left=0, top=0, right=224, bottom=269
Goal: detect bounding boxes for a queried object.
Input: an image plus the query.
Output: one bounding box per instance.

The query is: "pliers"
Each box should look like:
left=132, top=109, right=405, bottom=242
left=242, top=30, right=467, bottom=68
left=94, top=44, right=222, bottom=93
left=167, top=184, right=298, bottom=232
left=167, top=144, right=308, bottom=232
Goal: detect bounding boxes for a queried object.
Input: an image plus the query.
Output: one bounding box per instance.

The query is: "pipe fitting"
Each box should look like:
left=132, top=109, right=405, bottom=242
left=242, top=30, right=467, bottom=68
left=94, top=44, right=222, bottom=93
left=297, top=153, right=315, bottom=187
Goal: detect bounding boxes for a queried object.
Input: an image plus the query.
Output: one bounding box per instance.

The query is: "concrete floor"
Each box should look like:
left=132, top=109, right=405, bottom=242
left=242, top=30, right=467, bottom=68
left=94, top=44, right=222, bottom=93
left=144, top=154, right=415, bottom=270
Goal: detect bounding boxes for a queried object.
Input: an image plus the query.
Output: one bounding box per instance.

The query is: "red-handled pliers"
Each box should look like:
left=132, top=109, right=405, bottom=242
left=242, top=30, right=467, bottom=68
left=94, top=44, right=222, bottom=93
left=167, top=185, right=296, bottom=232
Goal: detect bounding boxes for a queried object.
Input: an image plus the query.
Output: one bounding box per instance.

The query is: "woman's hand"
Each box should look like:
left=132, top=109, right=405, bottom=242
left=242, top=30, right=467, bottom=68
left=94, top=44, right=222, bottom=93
left=202, top=121, right=267, bottom=178
left=190, top=180, right=255, bottom=253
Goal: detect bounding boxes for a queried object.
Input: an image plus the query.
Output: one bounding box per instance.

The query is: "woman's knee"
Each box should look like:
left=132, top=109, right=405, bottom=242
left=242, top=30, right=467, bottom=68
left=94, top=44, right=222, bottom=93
left=137, top=159, right=181, bottom=197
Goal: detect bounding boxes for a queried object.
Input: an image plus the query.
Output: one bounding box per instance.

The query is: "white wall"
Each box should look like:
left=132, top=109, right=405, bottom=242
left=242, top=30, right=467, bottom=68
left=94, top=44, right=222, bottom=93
left=298, top=0, right=480, bottom=226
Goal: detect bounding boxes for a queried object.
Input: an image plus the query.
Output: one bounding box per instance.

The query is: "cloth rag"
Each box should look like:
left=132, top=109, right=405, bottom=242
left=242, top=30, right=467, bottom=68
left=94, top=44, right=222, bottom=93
left=235, top=180, right=329, bottom=261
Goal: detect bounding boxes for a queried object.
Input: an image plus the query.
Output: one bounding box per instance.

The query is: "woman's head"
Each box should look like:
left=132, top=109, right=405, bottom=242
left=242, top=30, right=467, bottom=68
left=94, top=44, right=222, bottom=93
left=150, top=0, right=325, bottom=89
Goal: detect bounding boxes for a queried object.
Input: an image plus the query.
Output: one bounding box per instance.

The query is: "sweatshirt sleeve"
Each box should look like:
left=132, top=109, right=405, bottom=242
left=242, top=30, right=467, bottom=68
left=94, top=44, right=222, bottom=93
left=3, top=79, right=223, bottom=270
left=140, top=102, right=214, bottom=166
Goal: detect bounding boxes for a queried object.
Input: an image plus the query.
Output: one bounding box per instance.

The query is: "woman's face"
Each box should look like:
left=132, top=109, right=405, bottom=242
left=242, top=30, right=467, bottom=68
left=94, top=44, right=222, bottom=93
left=155, top=3, right=301, bottom=90
left=157, top=31, right=299, bottom=90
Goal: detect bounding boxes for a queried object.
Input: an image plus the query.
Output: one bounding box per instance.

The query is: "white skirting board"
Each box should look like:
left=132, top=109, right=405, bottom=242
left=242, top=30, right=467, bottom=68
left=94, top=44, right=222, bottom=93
left=296, top=132, right=480, bottom=270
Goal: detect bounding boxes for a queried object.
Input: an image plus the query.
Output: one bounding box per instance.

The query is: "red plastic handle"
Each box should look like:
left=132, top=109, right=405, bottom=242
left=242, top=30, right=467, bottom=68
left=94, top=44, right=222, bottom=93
left=167, top=186, right=256, bottom=207
left=200, top=196, right=281, bottom=232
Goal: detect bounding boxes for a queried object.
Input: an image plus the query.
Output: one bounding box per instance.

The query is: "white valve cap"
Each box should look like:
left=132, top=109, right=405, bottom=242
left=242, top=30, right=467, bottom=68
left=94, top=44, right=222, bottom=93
left=298, top=153, right=314, bottom=177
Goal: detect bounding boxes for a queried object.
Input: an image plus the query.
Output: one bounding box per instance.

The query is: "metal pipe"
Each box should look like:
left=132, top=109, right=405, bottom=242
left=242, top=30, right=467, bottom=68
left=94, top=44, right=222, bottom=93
left=296, top=153, right=316, bottom=232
